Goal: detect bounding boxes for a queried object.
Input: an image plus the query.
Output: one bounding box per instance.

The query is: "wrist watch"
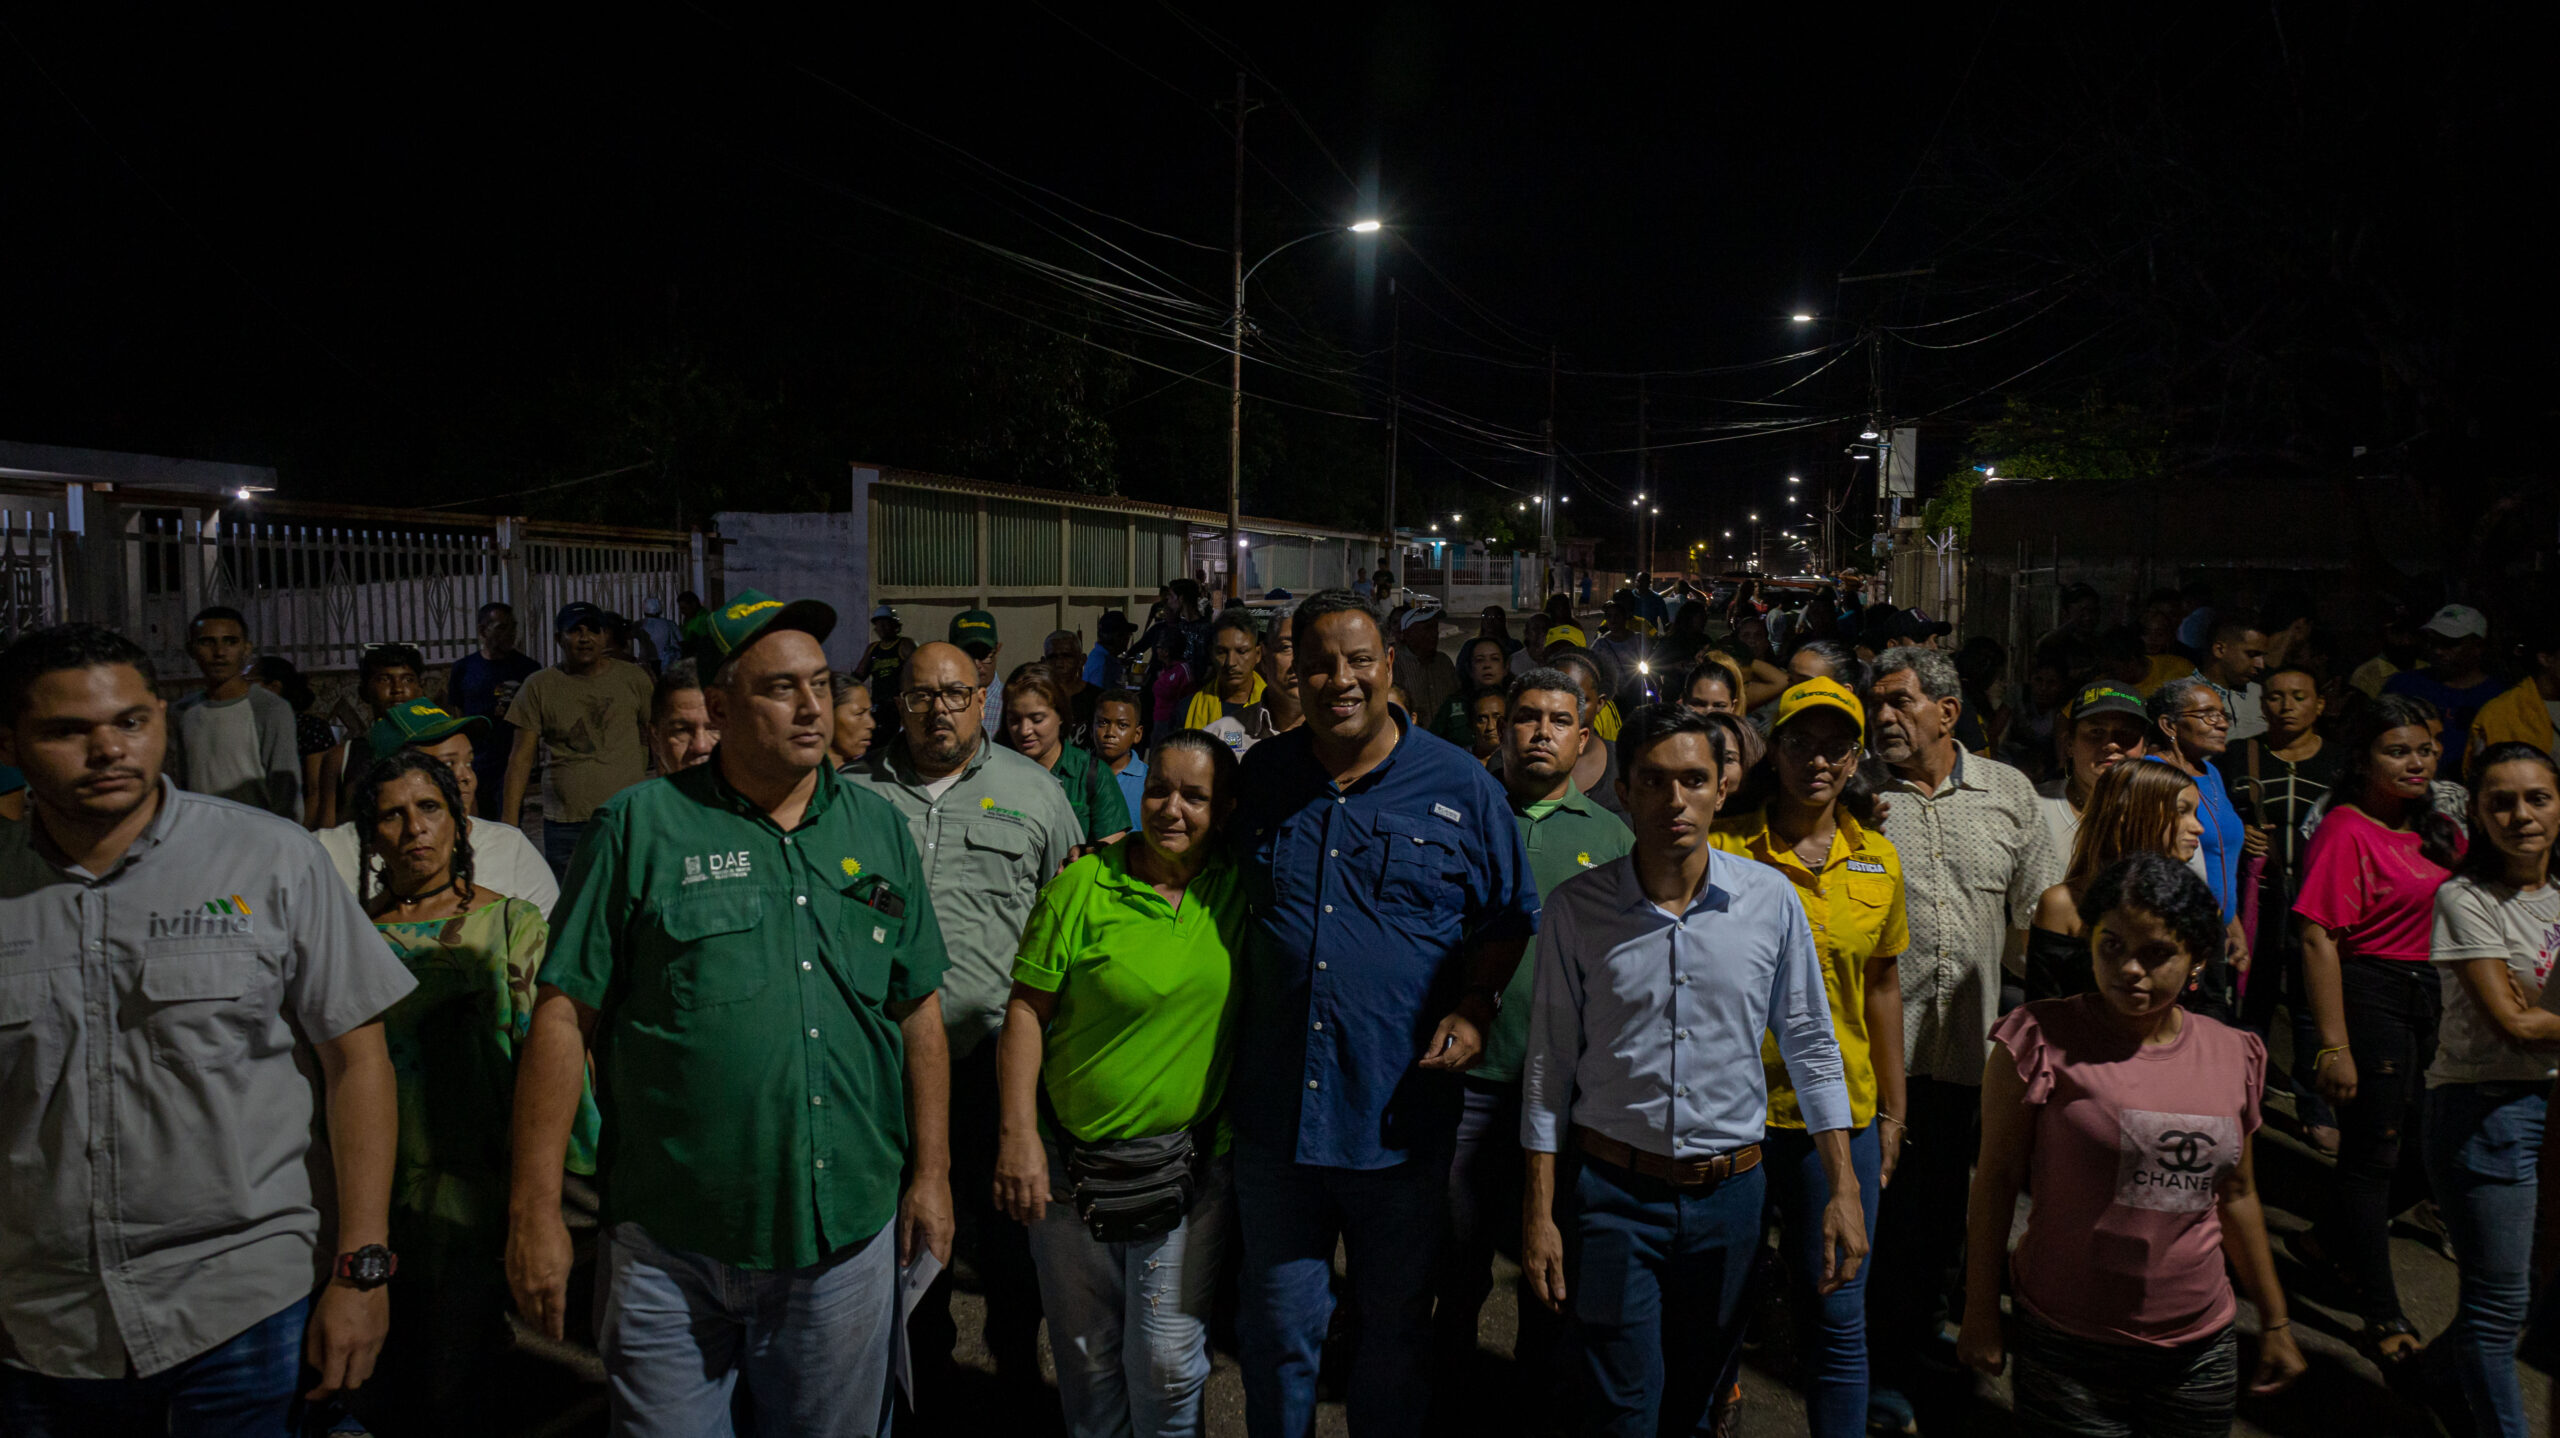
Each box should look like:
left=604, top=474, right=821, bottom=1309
left=334, top=1244, right=399, bottom=1291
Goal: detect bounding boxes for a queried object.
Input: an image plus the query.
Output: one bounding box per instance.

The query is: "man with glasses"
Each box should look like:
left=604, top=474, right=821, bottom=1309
left=843, top=640, right=1081, bottom=1402
left=2146, top=675, right=2251, bottom=999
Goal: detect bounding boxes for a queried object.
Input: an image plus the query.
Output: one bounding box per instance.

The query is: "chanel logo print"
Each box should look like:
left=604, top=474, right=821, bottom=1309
left=2114, top=1109, right=2238, bottom=1213
left=2154, top=1130, right=2218, bottom=1174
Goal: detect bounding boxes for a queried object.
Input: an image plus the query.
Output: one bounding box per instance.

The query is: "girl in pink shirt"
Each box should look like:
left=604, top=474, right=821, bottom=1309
left=1959, top=852, right=2303, bottom=1434
left=2293, top=694, right=2462, bottom=1367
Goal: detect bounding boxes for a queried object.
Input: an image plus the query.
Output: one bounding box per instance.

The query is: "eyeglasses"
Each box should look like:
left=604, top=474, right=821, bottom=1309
left=1776, top=731, right=1861, bottom=763
left=2174, top=708, right=2231, bottom=728
left=899, top=686, right=981, bottom=714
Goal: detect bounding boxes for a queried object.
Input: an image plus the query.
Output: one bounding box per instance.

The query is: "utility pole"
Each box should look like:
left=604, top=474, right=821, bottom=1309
left=1636, top=378, right=1650, bottom=581
left=1540, top=344, right=1558, bottom=600
left=1224, top=70, right=1249, bottom=598
left=1383, top=276, right=1401, bottom=587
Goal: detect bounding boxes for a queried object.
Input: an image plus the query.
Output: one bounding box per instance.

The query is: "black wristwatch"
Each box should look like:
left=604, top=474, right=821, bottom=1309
left=334, top=1244, right=399, bottom=1291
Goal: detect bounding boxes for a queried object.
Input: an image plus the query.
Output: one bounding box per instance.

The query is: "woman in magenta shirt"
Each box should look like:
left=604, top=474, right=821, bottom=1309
left=2295, top=693, right=2463, bottom=1366
left=1959, top=852, right=2304, bottom=1434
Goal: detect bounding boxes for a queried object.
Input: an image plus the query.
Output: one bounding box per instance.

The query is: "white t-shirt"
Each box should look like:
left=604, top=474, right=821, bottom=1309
left=2427, top=874, right=2560, bottom=1088
left=181, top=694, right=265, bottom=807
left=317, top=817, right=561, bottom=918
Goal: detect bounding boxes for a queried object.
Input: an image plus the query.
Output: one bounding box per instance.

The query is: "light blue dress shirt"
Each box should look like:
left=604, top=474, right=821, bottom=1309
left=1110, top=752, right=1148, bottom=830
left=1521, top=847, right=1851, bottom=1159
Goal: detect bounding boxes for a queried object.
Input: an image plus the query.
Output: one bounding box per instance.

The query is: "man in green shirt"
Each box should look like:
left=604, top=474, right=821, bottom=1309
left=505, top=589, right=952, bottom=1438
left=1432, top=664, right=1633, bottom=1398
left=843, top=639, right=1082, bottom=1394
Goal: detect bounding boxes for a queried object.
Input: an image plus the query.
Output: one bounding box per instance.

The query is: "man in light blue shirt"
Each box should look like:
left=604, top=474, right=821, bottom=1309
left=1519, top=702, right=1866, bottom=1438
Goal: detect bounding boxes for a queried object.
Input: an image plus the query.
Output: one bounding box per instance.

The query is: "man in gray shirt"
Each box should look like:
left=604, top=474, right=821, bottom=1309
left=167, top=605, right=303, bottom=822
left=0, top=624, right=415, bottom=1428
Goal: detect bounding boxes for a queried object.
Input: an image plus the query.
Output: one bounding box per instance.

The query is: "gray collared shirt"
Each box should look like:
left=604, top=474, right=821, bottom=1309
left=0, top=780, right=416, bottom=1378
left=1878, top=750, right=2059, bottom=1085
left=842, top=736, right=1081, bottom=1058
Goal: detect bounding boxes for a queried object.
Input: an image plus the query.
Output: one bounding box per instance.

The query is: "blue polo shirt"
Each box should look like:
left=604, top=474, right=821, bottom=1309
left=1232, top=711, right=1539, bottom=1170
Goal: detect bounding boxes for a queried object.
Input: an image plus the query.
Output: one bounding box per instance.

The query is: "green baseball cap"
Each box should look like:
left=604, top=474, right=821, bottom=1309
left=367, top=698, right=487, bottom=758
left=702, top=588, right=838, bottom=660
left=950, top=609, right=998, bottom=654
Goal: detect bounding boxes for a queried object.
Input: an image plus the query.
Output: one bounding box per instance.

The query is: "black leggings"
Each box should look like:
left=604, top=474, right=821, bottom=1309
left=2318, top=954, right=2441, bottom=1328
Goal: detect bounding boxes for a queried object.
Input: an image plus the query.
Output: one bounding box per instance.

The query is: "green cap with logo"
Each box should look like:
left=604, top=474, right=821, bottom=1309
left=367, top=698, right=488, bottom=758
left=2066, top=683, right=2147, bottom=724
left=702, top=588, right=839, bottom=660
left=949, top=609, right=998, bottom=654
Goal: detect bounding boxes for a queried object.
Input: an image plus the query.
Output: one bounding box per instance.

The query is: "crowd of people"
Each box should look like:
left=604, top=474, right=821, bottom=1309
left=2, top=565, right=2558, bottom=1438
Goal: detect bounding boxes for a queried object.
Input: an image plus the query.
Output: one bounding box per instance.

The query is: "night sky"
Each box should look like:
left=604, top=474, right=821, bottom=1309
left=2, top=5, right=2540, bottom=558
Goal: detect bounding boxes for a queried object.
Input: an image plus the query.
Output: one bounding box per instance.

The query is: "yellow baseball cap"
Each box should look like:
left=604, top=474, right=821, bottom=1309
left=1771, top=676, right=1864, bottom=744
left=1542, top=623, right=1588, bottom=649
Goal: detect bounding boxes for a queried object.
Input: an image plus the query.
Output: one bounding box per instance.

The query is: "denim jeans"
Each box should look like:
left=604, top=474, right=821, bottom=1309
left=2319, top=955, right=2440, bottom=1328
left=1025, top=1147, right=1233, bottom=1438
left=2422, top=1081, right=2546, bottom=1437
left=2009, top=1312, right=2238, bottom=1437
left=1235, top=1137, right=1452, bottom=1437
left=541, top=818, right=587, bottom=883
left=0, top=1296, right=310, bottom=1438
left=1564, top=1152, right=1767, bottom=1438
left=1764, top=1124, right=1883, bottom=1438
left=595, top=1220, right=897, bottom=1438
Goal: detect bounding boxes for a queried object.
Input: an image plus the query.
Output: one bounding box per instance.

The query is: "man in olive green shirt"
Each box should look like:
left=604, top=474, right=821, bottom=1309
left=1432, top=666, right=1633, bottom=1391
left=844, top=639, right=1080, bottom=1392
left=506, top=590, right=952, bottom=1438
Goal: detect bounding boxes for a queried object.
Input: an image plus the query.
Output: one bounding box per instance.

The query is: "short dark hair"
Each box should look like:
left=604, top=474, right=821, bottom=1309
left=2207, top=610, right=2261, bottom=646
left=1209, top=607, right=1263, bottom=647
left=0, top=624, right=160, bottom=725
left=1615, top=701, right=1722, bottom=777
left=251, top=655, right=314, bottom=712
left=358, top=643, right=425, bottom=683
left=678, top=590, right=701, bottom=607
left=476, top=600, right=514, bottom=623
left=2081, top=851, right=2225, bottom=981
left=189, top=606, right=247, bottom=635
left=1508, top=666, right=1587, bottom=720
left=1093, top=687, right=1141, bottom=716
left=1289, top=588, right=1382, bottom=650
left=651, top=658, right=704, bottom=722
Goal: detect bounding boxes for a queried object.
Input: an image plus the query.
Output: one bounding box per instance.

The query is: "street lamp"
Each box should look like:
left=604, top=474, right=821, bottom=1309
left=1229, top=218, right=1384, bottom=585
left=1791, top=313, right=1814, bottom=323
left=1787, top=474, right=1800, bottom=484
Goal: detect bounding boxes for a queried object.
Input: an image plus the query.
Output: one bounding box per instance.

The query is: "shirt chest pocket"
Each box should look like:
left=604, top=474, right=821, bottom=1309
left=1375, top=811, right=1466, bottom=919
left=0, top=968, right=71, bottom=1103
left=963, top=816, right=1035, bottom=886
left=133, top=943, right=279, bottom=1073
left=833, top=875, right=904, bottom=1004
left=655, top=891, right=770, bottom=1010
left=1833, top=869, right=1896, bottom=950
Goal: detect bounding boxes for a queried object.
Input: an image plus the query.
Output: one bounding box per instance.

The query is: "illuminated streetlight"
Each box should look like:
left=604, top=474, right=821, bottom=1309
left=1787, top=474, right=1800, bottom=484
left=1349, top=218, right=1384, bottom=234
left=1791, top=313, right=1814, bottom=323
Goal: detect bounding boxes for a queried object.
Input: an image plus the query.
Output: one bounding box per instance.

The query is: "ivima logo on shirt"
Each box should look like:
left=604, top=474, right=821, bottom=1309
left=148, top=896, right=256, bottom=939
left=2113, top=1108, right=2237, bottom=1213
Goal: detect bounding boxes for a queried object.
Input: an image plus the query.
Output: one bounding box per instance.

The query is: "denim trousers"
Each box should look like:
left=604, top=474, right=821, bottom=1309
left=1430, top=1077, right=1564, bottom=1412
left=2009, top=1312, right=2238, bottom=1438
left=1565, top=1152, right=1767, bottom=1438
left=1759, top=1124, right=1883, bottom=1438
left=1867, top=1075, right=1980, bottom=1388
left=0, top=1296, right=312, bottom=1438
left=540, top=817, right=587, bottom=883
left=2422, top=1081, right=2546, bottom=1437
left=1025, top=1147, right=1234, bottom=1438
left=2319, top=954, right=2440, bottom=1329
left=1235, top=1138, right=1452, bottom=1437
left=594, top=1219, right=897, bottom=1438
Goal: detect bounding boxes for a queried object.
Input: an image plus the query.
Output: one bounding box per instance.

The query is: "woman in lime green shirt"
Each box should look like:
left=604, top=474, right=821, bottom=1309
left=992, top=729, right=1245, bottom=1438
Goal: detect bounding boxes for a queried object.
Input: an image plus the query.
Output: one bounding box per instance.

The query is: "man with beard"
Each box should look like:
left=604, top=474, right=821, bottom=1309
left=842, top=640, right=1081, bottom=1400
left=507, top=591, right=953, bottom=1436
left=1229, top=589, right=1538, bottom=1436
left=1860, top=644, right=2058, bottom=1430
left=0, top=624, right=413, bottom=1428
left=1431, top=668, right=1632, bottom=1414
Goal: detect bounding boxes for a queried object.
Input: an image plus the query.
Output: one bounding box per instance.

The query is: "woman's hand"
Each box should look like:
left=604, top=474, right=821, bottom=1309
left=1878, top=1116, right=1905, bottom=1189
left=2249, top=1325, right=2308, bottom=1395
left=2241, top=824, right=2272, bottom=859
left=992, top=1128, right=1051, bottom=1227
left=2315, top=1046, right=2358, bottom=1108
left=1955, top=1306, right=2006, bottom=1377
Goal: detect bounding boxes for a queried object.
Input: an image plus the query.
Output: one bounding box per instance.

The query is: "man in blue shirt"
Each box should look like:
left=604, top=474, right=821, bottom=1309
left=2382, top=602, right=2507, bottom=777
left=448, top=601, right=540, bottom=820
left=1519, top=703, right=1864, bottom=1438
left=1232, top=589, right=1540, bottom=1436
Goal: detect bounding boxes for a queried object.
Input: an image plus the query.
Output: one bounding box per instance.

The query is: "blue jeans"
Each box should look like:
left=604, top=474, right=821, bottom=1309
left=1025, top=1147, right=1233, bottom=1438
left=595, top=1220, right=897, bottom=1438
left=1761, top=1124, right=1882, bottom=1438
left=541, top=818, right=587, bottom=883
left=1235, top=1138, right=1451, bottom=1437
left=1566, top=1151, right=1768, bottom=1438
left=2422, top=1081, right=2546, bottom=1437
left=0, top=1296, right=310, bottom=1437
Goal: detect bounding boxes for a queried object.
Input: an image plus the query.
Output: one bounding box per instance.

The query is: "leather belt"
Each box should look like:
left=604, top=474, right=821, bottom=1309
left=1573, top=1125, right=1761, bottom=1189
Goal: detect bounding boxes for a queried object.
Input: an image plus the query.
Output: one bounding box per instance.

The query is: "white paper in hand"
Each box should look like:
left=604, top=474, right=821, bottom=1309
left=892, top=1247, right=946, bottom=1404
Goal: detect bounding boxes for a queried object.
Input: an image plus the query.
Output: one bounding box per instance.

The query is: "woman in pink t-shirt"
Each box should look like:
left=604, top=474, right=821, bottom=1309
left=1959, top=852, right=2303, bottom=1434
left=2293, top=694, right=2462, bottom=1366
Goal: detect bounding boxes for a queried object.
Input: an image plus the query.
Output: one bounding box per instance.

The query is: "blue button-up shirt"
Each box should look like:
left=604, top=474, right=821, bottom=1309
left=1233, top=714, right=1539, bottom=1169
left=1521, top=848, right=1851, bottom=1159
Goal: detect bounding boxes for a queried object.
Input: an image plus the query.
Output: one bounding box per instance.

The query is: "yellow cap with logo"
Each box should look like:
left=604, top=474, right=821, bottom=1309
left=703, top=588, right=838, bottom=659
left=1770, top=676, right=1865, bottom=744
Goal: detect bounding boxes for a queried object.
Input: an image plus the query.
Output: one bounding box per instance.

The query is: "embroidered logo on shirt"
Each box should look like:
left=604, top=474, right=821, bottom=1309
left=1432, top=802, right=1463, bottom=824
left=1845, top=859, right=1887, bottom=874
left=1577, top=851, right=1595, bottom=868
left=872, top=926, right=888, bottom=944
left=683, top=851, right=754, bottom=883
left=148, top=898, right=256, bottom=939
left=2113, top=1108, right=2237, bottom=1213
left=840, top=857, right=862, bottom=878
left=683, top=855, right=705, bottom=885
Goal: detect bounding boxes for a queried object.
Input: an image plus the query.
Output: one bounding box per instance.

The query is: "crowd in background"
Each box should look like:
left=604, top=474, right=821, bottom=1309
left=5, top=561, right=2560, bottom=1438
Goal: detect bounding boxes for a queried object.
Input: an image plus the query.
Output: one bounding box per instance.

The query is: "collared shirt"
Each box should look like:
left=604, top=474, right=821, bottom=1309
left=1878, top=749, right=2059, bottom=1085
left=0, top=779, right=417, bottom=1378
left=1232, top=714, right=1539, bottom=1170
left=844, top=735, right=1083, bottom=1057
left=1049, top=741, right=1132, bottom=844
left=539, top=760, right=947, bottom=1270
left=1520, top=848, right=1851, bottom=1159
left=1474, top=785, right=1633, bottom=1085
left=1109, top=753, right=1149, bottom=829
left=1710, top=808, right=1909, bottom=1128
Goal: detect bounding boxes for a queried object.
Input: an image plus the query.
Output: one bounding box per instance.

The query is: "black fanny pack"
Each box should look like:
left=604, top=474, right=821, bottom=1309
left=1058, top=1128, right=1205, bottom=1244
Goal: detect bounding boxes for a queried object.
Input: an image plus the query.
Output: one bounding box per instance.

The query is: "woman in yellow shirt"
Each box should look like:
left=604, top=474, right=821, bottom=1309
left=1708, top=677, right=1909, bottom=1438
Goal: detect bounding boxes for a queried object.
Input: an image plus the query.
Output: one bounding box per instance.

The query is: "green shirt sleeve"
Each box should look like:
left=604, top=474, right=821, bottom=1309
left=1009, top=862, right=1088, bottom=994
left=537, top=799, right=631, bottom=1008
left=885, top=821, right=950, bottom=1006
left=1084, top=756, right=1130, bottom=841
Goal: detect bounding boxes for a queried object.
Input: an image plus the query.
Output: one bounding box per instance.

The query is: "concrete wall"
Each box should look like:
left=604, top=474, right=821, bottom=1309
left=715, top=498, right=868, bottom=672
